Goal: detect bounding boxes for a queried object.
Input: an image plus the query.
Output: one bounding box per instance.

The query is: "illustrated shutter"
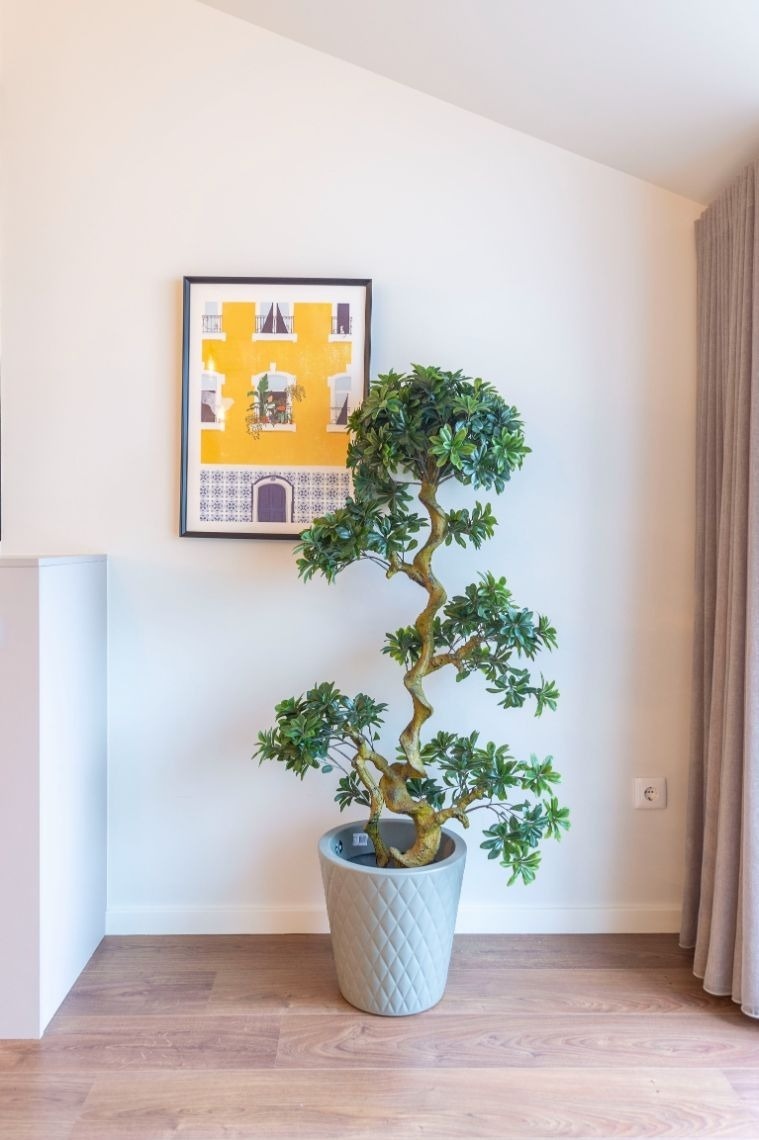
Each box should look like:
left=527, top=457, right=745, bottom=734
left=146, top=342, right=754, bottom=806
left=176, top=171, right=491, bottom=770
left=261, top=304, right=275, bottom=334
left=274, top=304, right=288, bottom=334
left=336, top=303, right=350, bottom=335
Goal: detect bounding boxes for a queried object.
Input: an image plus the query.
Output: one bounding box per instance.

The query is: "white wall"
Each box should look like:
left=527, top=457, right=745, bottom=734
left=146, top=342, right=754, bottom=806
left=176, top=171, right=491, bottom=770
left=0, top=0, right=702, bottom=933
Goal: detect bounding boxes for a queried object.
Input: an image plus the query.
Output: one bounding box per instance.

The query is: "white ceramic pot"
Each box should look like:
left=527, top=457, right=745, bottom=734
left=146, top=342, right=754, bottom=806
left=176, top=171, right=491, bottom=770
left=318, top=818, right=466, bottom=1016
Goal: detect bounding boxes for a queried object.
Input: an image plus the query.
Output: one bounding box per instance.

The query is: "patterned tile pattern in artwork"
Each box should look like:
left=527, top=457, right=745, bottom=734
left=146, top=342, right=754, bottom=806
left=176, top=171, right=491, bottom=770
left=199, top=468, right=353, bottom=524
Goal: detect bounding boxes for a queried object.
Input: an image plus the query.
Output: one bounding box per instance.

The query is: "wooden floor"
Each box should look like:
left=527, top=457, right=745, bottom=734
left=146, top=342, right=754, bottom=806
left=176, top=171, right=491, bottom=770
left=1, top=935, right=758, bottom=1139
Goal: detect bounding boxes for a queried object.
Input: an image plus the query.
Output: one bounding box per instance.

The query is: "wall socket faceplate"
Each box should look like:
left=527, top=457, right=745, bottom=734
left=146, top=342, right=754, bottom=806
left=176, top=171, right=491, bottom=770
left=634, top=777, right=667, bottom=809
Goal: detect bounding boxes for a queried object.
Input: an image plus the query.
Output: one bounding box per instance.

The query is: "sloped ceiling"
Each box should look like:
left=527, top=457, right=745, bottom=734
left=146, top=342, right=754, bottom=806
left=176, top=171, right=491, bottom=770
left=198, top=0, right=759, bottom=204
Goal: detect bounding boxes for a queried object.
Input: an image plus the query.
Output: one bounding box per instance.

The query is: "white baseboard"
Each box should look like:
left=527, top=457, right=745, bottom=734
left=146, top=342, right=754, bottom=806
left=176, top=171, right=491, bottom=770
left=106, top=904, right=681, bottom=936
left=106, top=905, right=329, bottom=936
left=455, top=905, right=680, bottom=934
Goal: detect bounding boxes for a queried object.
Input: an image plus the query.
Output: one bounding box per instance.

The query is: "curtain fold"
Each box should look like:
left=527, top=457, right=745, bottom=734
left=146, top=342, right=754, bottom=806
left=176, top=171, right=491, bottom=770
left=681, top=160, right=759, bottom=1016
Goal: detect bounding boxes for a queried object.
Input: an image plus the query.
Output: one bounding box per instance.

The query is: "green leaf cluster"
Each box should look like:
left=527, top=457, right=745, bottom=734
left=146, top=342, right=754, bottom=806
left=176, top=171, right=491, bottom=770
left=400, top=736, right=569, bottom=885
left=348, top=365, right=530, bottom=491
left=480, top=777, right=570, bottom=886
left=255, top=682, right=386, bottom=778
left=445, top=501, right=497, bottom=549
left=297, top=487, right=424, bottom=583
left=296, top=366, right=528, bottom=583
left=437, top=572, right=559, bottom=714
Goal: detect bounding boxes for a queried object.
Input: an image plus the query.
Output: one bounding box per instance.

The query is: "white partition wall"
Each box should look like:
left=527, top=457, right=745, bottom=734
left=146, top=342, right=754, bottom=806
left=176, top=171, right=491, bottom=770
left=0, top=556, right=107, bottom=1038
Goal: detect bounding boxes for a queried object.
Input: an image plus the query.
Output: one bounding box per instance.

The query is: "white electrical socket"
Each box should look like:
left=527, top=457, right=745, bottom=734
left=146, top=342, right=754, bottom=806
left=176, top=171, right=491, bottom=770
left=634, top=777, right=667, bottom=809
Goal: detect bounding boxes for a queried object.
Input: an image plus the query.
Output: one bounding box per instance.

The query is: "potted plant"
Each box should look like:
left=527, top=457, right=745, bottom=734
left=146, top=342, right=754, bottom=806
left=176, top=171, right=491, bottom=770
left=256, top=365, right=569, bottom=1015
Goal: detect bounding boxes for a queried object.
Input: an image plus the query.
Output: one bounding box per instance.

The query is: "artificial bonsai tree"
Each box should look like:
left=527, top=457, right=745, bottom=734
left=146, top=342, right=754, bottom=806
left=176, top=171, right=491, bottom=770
left=256, top=365, right=569, bottom=883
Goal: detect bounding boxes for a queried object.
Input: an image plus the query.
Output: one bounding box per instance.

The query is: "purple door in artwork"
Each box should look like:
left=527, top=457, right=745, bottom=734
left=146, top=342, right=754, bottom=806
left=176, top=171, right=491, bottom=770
left=256, top=482, right=287, bottom=523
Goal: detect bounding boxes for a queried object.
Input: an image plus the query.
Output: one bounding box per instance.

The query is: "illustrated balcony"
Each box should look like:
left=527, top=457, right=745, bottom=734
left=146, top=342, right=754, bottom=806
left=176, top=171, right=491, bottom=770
left=201, top=314, right=223, bottom=334
left=331, top=316, right=353, bottom=335
left=255, top=314, right=294, bottom=334
left=249, top=406, right=294, bottom=426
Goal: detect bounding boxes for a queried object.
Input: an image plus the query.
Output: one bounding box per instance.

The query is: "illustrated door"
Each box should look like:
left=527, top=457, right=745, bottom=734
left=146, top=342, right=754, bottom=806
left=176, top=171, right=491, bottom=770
left=255, top=482, right=287, bottom=523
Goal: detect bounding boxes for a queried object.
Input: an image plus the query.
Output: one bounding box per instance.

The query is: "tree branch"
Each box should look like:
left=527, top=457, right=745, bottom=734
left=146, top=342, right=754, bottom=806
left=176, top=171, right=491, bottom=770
left=363, top=555, right=391, bottom=571
left=429, top=634, right=483, bottom=673
left=435, top=785, right=484, bottom=827
left=354, top=750, right=390, bottom=866
left=387, top=552, right=426, bottom=586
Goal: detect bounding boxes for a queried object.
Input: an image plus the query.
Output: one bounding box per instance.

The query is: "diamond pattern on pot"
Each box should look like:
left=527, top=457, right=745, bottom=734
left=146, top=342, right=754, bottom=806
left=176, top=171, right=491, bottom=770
left=321, top=857, right=465, bottom=1016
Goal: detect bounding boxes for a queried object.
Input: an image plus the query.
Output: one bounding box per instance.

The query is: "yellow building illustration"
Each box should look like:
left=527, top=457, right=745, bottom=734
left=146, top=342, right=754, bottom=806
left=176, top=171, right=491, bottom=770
left=194, top=294, right=365, bottom=530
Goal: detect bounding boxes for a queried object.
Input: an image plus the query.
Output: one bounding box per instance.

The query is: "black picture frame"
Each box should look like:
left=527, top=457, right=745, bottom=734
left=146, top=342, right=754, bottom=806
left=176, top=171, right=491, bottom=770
left=180, top=276, right=371, bottom=539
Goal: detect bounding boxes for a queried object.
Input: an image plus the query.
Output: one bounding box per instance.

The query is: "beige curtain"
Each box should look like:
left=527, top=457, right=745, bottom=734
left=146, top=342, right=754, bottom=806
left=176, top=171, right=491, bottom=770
left=681, top=159, right=759, bottom=1017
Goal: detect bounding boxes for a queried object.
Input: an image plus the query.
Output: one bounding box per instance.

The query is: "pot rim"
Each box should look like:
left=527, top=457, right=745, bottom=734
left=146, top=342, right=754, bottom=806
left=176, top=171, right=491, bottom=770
left=318, top=819, right=467, bottom=876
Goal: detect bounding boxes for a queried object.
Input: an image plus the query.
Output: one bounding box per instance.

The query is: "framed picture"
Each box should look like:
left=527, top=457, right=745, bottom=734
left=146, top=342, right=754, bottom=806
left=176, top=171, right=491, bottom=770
left=180, top=276, right=372, bottom=538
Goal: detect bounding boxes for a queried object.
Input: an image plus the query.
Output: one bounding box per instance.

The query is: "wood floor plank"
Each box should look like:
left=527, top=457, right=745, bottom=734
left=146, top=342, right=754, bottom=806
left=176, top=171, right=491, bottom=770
left=0, top=1127, right=77, bottom=1140
left=208, top=962, right=343, bottom=1014
left=82, top=935, right=333, bottom=976
left=450, top=933, right=694, bottom=970
left=56, top=971, right=216, bottom=1017
left=276, top=1010, right=758, bottom=1069
left=0, top=1016, right=278, bottom=1074
left=423, top=967, right=732, bottom=1016
left=33, top=935, right=717, bottom=1022
left=723, top=1068, right=759, bottom=1104
left=68, top=1068, right=759, bottom=1139
left=48, top=941, right=727, bottom=1022
left=208, top=964, right=732, bottom=1017
left=0, top=1074, right=92, bottom=1139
